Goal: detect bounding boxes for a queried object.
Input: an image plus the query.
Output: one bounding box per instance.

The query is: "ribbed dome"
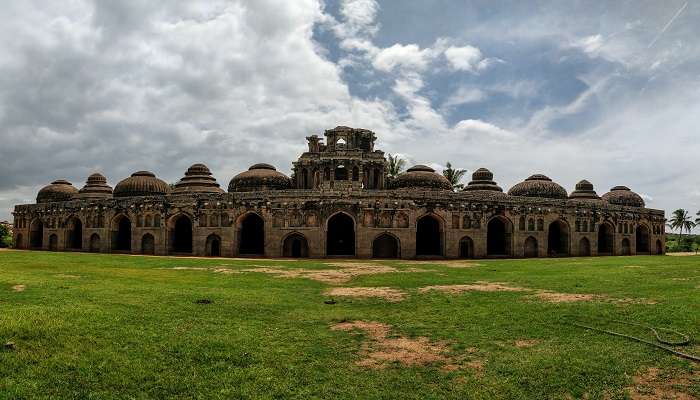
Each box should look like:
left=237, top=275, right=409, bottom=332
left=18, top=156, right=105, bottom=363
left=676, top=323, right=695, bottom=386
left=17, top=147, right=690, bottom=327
left=113, top=171, right=170, bottom=198
left=392, top=165, right=453, bottom=191
left=602, top=186, right=645, bottom=207
left=569, top=179, right=600, bottom=200
left=78, top=173, right=113, bottom=199
left=37, top=180, right=79, bottom=203
left=228, top=164, right=291, bottom=192
left=463, top=168, right=503, bottom=192
left=508, top=174, right=568, bottom=199
left=173, top=163, right=224, bottom=194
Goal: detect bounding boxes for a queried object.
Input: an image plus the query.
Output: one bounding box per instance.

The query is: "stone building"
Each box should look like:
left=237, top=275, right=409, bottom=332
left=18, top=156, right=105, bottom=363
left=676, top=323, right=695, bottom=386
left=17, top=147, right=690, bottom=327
left=12, top=126, right=666, bottom=259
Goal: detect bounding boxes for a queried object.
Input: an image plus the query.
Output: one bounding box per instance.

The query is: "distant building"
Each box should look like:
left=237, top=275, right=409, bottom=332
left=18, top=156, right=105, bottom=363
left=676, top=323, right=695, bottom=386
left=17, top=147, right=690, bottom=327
left=12, top=126, right=665, bottom=258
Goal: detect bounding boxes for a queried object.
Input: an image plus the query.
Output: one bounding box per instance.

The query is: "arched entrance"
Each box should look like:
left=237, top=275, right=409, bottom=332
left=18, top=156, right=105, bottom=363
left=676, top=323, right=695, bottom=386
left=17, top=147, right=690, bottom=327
left=206, top=234, right=222, bottom=257
left=373, top=233, right=399, bottom=258
left=487, top=216, right=512, bottom=256
left=66, top=217, right=83, bottom=250
left=579, top=237, right=591, bottom=256
left=49, top=234, right=58, bottom=251
left=112, top=215, right=132, bottom=251
left=89, top=234, right=101, bottom=252
left=15, top=234, right=23, bottom=249
left=598, top=223, right=614, bottom=255
left=524, top=236, right=538, bottom=258
left=459, top=236, right=474, bottom=259
left=170, top=215, right=193, bottom=253
left=416, top=215, right=442, bottom=256
left=30, top=219, right=43, bottom=249
left=547, top=220, right=569, bottom=257
left=621, top=238, right=631, bottom=256
left=636, top=225, right=650, bottom=254
left=283, top=233, right=309, bottom=258
left=326, top=213, right=355, bottom=256
left=655, top=240, right=663, bottom=255
left=141, top=234, right=155, bottom=255
left=239, top=213, right=265, bottom=255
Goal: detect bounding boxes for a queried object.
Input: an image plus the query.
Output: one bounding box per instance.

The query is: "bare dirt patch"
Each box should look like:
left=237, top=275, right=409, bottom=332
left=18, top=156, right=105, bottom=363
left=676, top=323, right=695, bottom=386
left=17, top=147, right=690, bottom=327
left=531, top=290, right=603, bottom=303
left=514, top=339, right=541, bottom=348
left=326, top=287, right=407, bottom=302
left=244, top=263, right=402, bottom=284
left=401, top=260, right=483, bottom=269
left=419, top=282, right=528, bottom=295
left=625, top=367, right=700, bottom=399
left=11, top=285, right=25, bottom=292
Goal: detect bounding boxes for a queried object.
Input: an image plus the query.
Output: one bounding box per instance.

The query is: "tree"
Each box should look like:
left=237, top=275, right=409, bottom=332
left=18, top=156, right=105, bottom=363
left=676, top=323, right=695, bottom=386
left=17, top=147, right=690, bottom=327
left=386, top=154, right=406, bottom=178
left=668, top=209, right=695, bottom=245
left=442, top=162, right=467, bottom=191
left=0, top=224, right=11, bottom=248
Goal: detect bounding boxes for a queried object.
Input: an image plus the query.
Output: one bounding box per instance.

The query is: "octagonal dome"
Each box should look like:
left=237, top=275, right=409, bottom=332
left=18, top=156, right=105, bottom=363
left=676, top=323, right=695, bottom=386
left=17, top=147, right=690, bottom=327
left=37, top=180, right=79, bottom=203
left=461, top=167, right=508, bottom=199
left=601, top=186, right=645, bottom=207
left=228, top=163, right=291, bottom=192
left=78, top=173, right=113, bottom=199
left=568, top=179, right=600, bottom=200
left=173, top=163, right=224, bottom=194
left=508, top=174, right=568, bottom=199
left=392, top=165, right=452, bottom=191
left=113, top=171, right=170, bottom=198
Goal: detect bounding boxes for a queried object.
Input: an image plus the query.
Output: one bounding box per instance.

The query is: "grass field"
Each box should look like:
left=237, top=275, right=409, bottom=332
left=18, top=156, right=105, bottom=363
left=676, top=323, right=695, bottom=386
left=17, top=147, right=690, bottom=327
left=1, top=250, right=699, bottom=399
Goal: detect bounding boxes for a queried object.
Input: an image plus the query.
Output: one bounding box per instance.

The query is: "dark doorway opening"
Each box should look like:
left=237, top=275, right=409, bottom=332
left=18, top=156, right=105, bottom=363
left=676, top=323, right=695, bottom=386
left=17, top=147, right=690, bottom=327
left=416, top=215, right=442, bottom=256
left=141, top=234, right=155, bottom=255
left=172, top=215, right=193, bottom=253
left=459, top=237, right=474, bottom=258
left=524, top=236, right=538, bottom=258
left=283, top=233, right=309, bottom=258
left=621, top=238, right=631, bottom=255
left=327, top=213, right=355, bottom=256
left=655, top=240, right=663, bottom=255
left=206, top=234, right=221, bottom=257
left=15, top=234, right=23, bottom=249
left=239, top=213, right=265, bottom=255
left=30, top=219, right=43, bottom=249
left=579, top=238, right=591, bottom=256
left=373, top=234, right=399, bottom=258
left=487, top=217, right=511, bottom=256
left=66, top=218, right=83, bottom=250
left=598, top=223, right=614, bottom=255
left=89, top=234, right=100, bottom=252
left=547, top=220, right=569, bottom=257
left=112, top=216, right=131, bottom=251
left=49, top=234, right=58, bottom=251
left=636, top=225, right=650, bottom=254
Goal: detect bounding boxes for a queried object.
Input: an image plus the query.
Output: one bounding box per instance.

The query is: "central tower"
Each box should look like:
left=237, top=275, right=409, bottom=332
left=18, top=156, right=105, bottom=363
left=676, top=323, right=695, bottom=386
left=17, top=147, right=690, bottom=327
left=291, top=126, right=387, bottom=191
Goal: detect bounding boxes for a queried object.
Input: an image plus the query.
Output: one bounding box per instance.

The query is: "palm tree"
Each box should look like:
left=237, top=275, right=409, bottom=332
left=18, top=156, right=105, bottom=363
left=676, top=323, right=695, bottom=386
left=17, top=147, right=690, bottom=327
left=695, top=210, right=700, bottom=227
left=442, top=162, right=467, bottom=191
left=386, top=154, right=406, bottom=178
left=668, top=209, right=695, bottom=244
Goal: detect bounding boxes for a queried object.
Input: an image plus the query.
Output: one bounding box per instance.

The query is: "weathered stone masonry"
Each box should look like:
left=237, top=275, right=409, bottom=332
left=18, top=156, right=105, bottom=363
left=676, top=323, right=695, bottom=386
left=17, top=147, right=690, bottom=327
left=12, top=126, right=665, bottom=259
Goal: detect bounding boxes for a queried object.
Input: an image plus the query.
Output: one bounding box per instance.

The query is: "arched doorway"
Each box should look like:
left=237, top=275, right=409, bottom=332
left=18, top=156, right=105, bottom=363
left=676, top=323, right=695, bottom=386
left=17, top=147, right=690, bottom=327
left=636, top=225, right=650, bottom=254
left=416, top=215, right=442, bottom=256
left=598, top=223, right=614, bottom=255
left=621, top=238, right=631, bottom=256
left=326, top=213, right=355, bottom=256
left=547, top=220, right=569, bottom=257
left=141, top=234, right=155, bottom=255
left=524, top=236, right=538, bottom=258
left=30, top=219, right=43, bottom=249
left=579, top=237, right=591, bottom=256
left=283, top=233, right=309, bottom=258
left=206, top=234, right=222, bottom=257
left=239, top=213, right=265, bottom=255
left=112, top=215, right=132, bottom=251
left=48, top=234, right=58, bottom=251
left=15, top=234, right=23, bottom=249
left=487, top=217, right=512, bottom=256
left=89, top=234, right=101, bottom=252
left=373, top=233, right=399, bottom=258
left=459, top=236, right=474, bottom=259
left=66, top=217, right=83, bottom=250
left=655, top=240, right=663, bottom=255
left=170, top=215, right=193, bottom=253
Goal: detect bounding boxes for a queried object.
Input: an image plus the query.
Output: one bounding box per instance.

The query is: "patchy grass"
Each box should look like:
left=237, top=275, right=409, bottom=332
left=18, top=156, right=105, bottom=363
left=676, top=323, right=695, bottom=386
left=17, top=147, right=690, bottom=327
left=1, top=250, right=700, bottom=399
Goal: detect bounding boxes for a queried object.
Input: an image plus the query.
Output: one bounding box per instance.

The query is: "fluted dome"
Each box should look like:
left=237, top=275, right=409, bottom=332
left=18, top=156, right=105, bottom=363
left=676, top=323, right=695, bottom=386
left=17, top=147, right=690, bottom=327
left=508, top=174, right=568, bottom=199
left=602, top=186, right=645, bottom=207
left=461, top=167, right=508, bottom=199
left=228, top=164, right=291, bottom=192
left=113, top=171, right=170, bottom=198
left=78, top=173, right=113, bottom=199
left=37, top=180, right=79, bottom=203
left=173, top=164, right=224, bottom=194
left=392, top=165, right=453, bottom=191
left=568, top=180, right=600, bottom=200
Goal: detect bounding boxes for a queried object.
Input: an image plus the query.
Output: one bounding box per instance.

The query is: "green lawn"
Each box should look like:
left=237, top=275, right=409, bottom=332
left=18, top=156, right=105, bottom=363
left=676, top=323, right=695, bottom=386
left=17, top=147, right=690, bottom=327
left=1, top=250, right=699, bottom=399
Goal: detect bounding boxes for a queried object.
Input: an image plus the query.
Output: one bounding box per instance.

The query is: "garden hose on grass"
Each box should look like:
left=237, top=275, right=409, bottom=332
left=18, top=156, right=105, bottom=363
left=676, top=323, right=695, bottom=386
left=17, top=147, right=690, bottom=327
left=566, top=317, right=700, bottom=363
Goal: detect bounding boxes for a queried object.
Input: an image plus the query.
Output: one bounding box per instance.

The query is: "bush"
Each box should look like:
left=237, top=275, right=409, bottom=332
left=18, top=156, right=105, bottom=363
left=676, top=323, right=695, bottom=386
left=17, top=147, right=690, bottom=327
left=0, top=225, right=11, bottom=248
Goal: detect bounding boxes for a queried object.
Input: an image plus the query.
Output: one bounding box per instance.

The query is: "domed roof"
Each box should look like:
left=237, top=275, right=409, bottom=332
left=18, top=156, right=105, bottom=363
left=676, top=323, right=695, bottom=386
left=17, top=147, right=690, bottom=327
left=78, top=173, right=113, bottom=199
left=173, top=163, right=224, bottom=194
left=37, top=180, right=79, bottom=203
left=228, top=164, right=291, bottom=192
left=508, top=174, right=568, bottom=199
left=392, top=165, right=453, bottom=191
left=113, top=171, right=170, bottom=198
left=461, top=168, right=509, bottom=199
left=601, top=186, right=645, bottom=207
left=568, top=179, right=600, bottom=200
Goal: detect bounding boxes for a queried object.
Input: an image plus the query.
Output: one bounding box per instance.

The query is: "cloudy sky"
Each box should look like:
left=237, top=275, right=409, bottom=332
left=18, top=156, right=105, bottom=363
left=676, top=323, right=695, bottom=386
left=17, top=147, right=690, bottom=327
left=1, top=0, right=699, bottom=223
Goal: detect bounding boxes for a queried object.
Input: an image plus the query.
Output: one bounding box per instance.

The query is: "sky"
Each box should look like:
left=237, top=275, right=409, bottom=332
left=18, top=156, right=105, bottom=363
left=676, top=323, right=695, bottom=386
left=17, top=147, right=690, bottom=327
left=1, top=0, right=699, bottom=224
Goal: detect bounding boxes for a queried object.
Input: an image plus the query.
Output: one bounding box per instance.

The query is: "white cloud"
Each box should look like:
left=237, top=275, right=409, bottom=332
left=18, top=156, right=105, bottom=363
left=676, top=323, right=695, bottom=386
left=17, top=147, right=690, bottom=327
left=444, top=45, right=485, bottom=72
left=372, top=43, right=432, bottom=72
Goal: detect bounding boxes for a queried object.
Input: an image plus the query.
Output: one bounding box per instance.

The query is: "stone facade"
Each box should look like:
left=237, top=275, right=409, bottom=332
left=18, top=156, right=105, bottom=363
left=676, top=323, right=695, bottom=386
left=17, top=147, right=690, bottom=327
left=12, top=126, right=666, bottom=259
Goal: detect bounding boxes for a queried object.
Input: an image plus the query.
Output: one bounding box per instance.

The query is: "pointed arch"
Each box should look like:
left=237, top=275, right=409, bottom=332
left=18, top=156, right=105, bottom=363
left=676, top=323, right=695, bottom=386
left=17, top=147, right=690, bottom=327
left=547, top=219, right=570, bottom=257
left=141, top=233, right=155, bottom=255
left=206, top=234, right=222, bottom=257
left=169, top=213, right=193, bottom=253
left=416, top=213, right=444, bottom=256
left=282, top=232, right=309, bottom=258
left=598, top=222, right=614, bottom=255
left=89, top=234, right=101, bottom=253
left=30, top=219, right=44, bottom=249
left=48, top=234, right=58, bottom=251
left=326, top=212, right=355, bottom=256
left=621, top=238, right=631, bottom=256
left=487, top=216, right=513, bottom=256
left=636, top=224, right=650, bottom=254
left=579, top=237, right=591, bottom=256
left=524, top=236, right=538, bottom=258
left=372, top=233, right=400, bottom=258
left=65, top=216, right=83, bottom=250
left=238, top=212, right=265, bottom=255
left=459, top=236, right=474, bottom=259
left=111, top=214, right=132, bottom=251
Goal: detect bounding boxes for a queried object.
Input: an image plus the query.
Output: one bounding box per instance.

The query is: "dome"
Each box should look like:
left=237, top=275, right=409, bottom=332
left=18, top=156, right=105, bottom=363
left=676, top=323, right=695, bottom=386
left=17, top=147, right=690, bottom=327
left=461, top=167, right=508, bottom=200
left=508, top=174, right=568, bottom=199
left=602, top=186, right=645, bottom=207
left=228, top=164, right=291, bottom=192
left=37, top=180, right=79, bottom=203
left=568, top=179, right=600, bottom=200
left=392, top=165, right=453, bottom=191
left=78, top=173, right=113, bottom=199
left=173, top=163, right=224, bottom=194
left=113, top=171, right=170, bottom=198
